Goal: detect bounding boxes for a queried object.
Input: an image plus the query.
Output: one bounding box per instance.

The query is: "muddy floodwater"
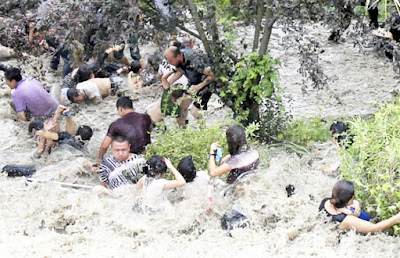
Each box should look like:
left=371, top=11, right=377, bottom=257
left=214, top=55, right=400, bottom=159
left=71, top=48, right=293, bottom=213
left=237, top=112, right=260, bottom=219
left=1, top=23, right=400, bottom=256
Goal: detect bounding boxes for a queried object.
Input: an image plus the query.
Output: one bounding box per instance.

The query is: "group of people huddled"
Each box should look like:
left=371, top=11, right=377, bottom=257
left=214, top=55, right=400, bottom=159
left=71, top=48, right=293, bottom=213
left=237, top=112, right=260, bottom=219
left=0, top=30, right=262, bottom=215
left=2, top=4, right=400, bottom=234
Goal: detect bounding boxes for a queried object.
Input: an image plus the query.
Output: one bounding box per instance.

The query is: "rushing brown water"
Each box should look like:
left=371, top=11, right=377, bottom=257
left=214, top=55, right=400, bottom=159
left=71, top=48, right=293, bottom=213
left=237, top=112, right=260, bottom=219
left=1, top=23, right=400, bottom=256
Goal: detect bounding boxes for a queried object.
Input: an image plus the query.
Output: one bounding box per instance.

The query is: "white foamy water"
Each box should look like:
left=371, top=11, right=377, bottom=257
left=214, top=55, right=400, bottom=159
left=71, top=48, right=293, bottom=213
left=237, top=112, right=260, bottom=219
left=1, top=22, right=400, bottom=256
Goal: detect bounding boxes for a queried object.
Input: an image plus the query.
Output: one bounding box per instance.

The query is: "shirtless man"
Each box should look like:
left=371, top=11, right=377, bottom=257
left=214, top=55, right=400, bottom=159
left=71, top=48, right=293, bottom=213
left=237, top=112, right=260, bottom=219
left=66, top=75, right=134, bottom=104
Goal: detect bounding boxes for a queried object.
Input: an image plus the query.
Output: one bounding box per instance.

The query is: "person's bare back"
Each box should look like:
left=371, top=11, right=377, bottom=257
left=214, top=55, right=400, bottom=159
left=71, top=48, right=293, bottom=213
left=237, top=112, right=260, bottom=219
left=88, top=78, right=112, bottom=98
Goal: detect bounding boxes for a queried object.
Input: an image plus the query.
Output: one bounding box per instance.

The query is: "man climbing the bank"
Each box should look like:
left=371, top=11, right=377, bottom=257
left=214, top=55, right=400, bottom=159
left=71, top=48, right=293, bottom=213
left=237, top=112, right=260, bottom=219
left=164, top=46, right=215, bottom=121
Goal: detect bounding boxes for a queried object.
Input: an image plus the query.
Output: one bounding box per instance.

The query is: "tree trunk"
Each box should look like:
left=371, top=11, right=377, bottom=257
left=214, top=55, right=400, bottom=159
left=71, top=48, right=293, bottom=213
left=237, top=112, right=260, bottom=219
left=186, top=0, right=213, bottom=57
left=252, top=0, right=264, bottom=52
left=258, top=6, right=277, bottom=56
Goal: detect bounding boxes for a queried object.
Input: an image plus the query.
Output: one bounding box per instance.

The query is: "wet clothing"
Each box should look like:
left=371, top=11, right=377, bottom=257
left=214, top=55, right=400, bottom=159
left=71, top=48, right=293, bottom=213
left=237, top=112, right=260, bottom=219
left=158, top=59, right=188, bottom=86
left=181, top=171, right=209, bottom=202
left=56, top=132, right=74, bottom=142
left=225, top=148, right=259, bottom=184
left=319, top=198, right=347, bottom=223
left=142, top=176, right=168, bottom=205
left=76, top=81, right=102, bottom=100
left=176, top=49, right=213, bottom=110
left=52, top=132, right=86, bottom=151
left=141, top=67, right=157, bottom=86
left=61, top=51, right=115, bottom=89
left=107, top=112, right=152, bottom=154
left=110, top=76, right=127, bottom=93
left=62, top=72, right=76, bottom=89
left=99, top=154, right=146, bottom=189
left=12, top=77, right=59, bottom=117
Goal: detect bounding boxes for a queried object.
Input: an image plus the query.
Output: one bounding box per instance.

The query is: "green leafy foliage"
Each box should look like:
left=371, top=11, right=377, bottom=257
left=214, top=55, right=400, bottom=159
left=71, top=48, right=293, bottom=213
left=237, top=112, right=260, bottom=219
left=220, top=53, right=281, bottom=123
left=145, top=122, right=229, bottom=172
left=339, top=97, right=400, bottom=234
left=280, top=116, right=331, bottom=149
left=145, top=120, right=261, bottom=179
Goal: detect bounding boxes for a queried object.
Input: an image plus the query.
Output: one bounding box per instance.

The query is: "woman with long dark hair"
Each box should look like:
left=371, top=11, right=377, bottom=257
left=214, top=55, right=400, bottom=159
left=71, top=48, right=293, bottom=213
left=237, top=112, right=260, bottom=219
left=320, top=180, right=400, bottom=233
left=208, top=125, right=259, bottom=184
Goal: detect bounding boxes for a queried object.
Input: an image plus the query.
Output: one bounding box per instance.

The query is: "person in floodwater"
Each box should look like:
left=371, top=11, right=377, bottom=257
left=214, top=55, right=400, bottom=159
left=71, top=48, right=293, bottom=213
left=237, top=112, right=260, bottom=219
left=28, top=119, right=44, bottom=138
left=135, top=155, right=186, bottom=207
left=97, top=136, right=147, bottom=190
left=177, top=155, right=210, bottom=203
left=319, top=180, right=400, bottom=233
left=0, top=65, right=59, bottom=121
left=66, top=73, right=134, bottom=104
left=319, top=121, right=353, bottom=175
left=34, top=105, right=93, bottom=156
left=209, top=125, right=259, bottom=184
left=146, top=69, right=186, bottom=127
left=98, top=97, right=152, bottom=162
left=62, top=44, right=125, bottom=90
left=125, top=60, right=144, bottom=88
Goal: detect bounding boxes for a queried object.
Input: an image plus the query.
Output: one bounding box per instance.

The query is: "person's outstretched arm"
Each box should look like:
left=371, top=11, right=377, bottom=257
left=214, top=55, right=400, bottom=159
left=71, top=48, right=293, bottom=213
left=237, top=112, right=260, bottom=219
left=35, top=119, right=59, bottom=141
left=340, top=212, right=400, bottom=234
left=162, top=158, right=186, bottom=189
left=17, top=111, right=27, bottom=121
left=98, top=135, right=112, bottom=162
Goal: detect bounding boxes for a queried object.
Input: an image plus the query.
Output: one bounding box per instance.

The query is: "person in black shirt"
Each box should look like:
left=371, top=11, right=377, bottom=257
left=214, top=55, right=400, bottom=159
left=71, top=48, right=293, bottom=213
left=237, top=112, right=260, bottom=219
left=164, top=46, right=215, bottom=121
left=98, top=97, right=152, bottom=162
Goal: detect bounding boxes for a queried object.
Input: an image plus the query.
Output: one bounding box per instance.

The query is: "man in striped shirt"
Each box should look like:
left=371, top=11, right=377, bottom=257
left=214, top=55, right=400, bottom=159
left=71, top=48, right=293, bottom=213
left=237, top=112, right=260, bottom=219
left=99, top=136, right=146, bottom=190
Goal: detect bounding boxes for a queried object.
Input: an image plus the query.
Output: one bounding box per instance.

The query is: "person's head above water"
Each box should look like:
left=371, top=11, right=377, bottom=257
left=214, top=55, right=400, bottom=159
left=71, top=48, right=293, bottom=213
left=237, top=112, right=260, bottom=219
left=178, top=155, right=196, bottom=183
left=67, top=88, right=85, bottom=103
left=165, top=46, right=183, bottom=67
left=76, top=125, right=93, bottom=141
left=75, top=67, right=94, bottom=83
left=116, top=96, right=133, bottom=116
left=129, top=60, right=142, bottom=74
left=330, top=180, right=354, bottom=208
left=146, top=155, right=167, bottom=178
left=28, top=119, right=44, bottom=135
left=111, top=135, right=131, bottom=162
left=226, top=125, right=248, bottom=156
left=4, top=67, right=22, bottom=89
left=330, top=121, right=353, bottom=148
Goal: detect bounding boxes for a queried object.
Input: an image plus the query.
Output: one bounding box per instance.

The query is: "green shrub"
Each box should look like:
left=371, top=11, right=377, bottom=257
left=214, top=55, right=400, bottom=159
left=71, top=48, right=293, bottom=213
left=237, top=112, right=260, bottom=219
left=340, top=97, right=400, bottom=234
left=145, top=120, right=263, bottom=179
left=279, top=116, right=331, bottom=149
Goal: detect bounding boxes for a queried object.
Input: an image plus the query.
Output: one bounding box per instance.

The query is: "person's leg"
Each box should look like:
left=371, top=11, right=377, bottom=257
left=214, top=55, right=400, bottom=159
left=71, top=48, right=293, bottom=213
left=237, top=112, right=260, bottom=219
left=190, top=105, right=203, bottom=120
left=178, top=97, right=192, bottom=127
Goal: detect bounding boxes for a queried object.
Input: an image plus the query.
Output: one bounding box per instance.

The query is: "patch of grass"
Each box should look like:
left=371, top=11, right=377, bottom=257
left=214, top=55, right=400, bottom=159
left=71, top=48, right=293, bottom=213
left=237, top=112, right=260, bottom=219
left=340, top=97, right=400, bottom=234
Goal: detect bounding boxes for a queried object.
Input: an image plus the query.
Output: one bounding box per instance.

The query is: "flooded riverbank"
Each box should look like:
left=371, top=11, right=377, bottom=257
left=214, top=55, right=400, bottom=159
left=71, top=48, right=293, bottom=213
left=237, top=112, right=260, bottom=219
left=1, top=22, right=400, bottom=256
